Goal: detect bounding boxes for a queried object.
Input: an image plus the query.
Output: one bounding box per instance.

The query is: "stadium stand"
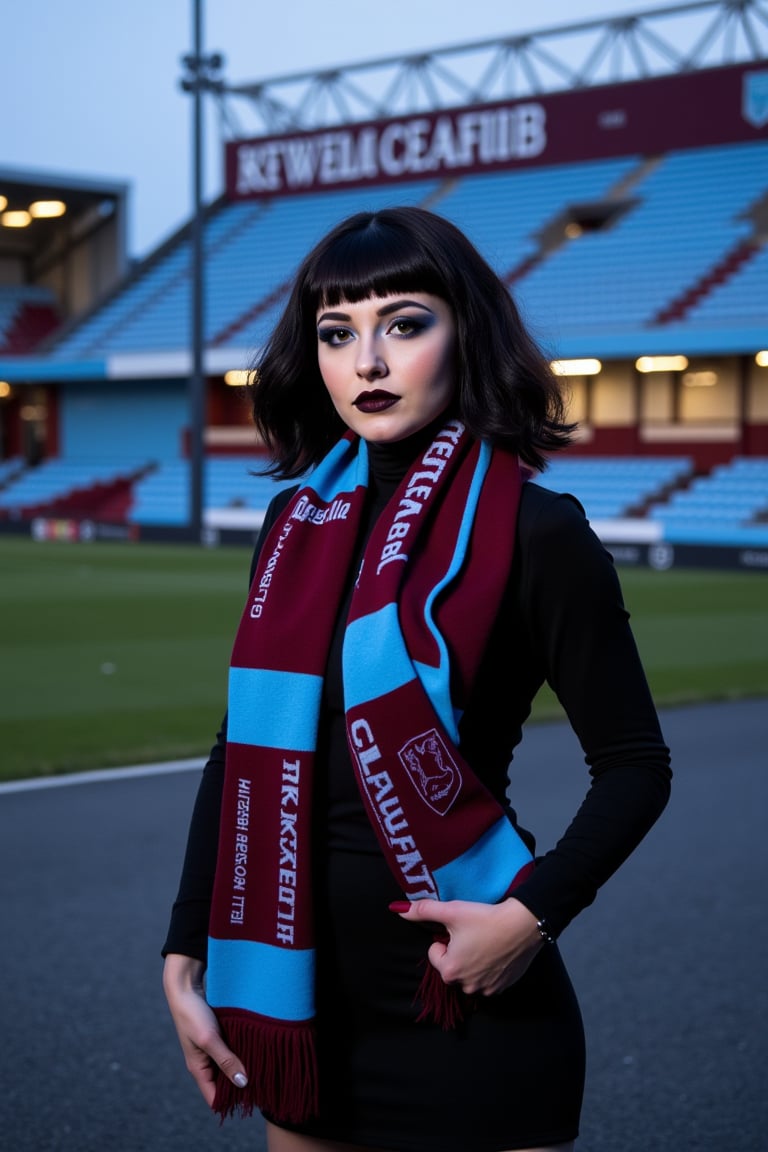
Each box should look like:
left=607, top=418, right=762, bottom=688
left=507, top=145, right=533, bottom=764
left=0, top=456, right=24, bottom=485
left=48, top=182, right=444, bottom=358
left=0, top=285, right=60, bottom=353
left=536, top=457, right=693, bottom=520
left=648, top=457, right=768, bottom=546
left=686, top=243, right=768, bottom=327
left=515, top=142, right=768, bottom=337
left=0, top=459, right=148, bottom=521
left=0, top=4, right=766, bottom=565
left=33, top=141, right=768, bottom=368
left=126, top=458, right=294, bottom=527
left=45, top=145, right=762, bottom=359
left=1, top=133, right=766, bottom=550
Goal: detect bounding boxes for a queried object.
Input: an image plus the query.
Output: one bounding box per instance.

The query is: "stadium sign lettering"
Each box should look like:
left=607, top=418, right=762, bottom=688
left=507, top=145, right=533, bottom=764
left=226, top=65, right=766, bottom=202
left=229, top=104, right=546, bottom=197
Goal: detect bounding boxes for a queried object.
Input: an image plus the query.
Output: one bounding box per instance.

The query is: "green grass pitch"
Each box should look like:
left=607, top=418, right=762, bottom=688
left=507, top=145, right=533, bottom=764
left=1, top=536, right=766, bottom=781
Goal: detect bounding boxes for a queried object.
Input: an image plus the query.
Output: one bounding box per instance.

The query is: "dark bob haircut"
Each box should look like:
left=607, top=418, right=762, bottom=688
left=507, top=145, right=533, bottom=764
left=249, top=206, right=574, bottom=477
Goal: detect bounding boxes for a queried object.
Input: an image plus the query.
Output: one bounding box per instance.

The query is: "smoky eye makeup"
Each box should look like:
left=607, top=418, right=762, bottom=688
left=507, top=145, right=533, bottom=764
left=388, top=315, right=431, bottom=337
left=316, top=299, right=440, bottom=345
left=317, top=326, right=353, bottom=345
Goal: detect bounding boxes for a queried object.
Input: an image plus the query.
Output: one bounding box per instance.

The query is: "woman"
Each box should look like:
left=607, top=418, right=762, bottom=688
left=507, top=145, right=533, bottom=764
left=163, top=206, right=671, bottom=1152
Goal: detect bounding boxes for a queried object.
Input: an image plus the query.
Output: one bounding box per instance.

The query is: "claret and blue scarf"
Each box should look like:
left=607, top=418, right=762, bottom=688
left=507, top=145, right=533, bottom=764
left=207, top=419, right=534, bottom=1123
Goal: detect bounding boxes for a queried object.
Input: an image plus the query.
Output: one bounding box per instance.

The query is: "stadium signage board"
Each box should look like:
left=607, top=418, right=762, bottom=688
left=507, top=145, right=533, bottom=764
left=226, top=63, right=768, bottom=200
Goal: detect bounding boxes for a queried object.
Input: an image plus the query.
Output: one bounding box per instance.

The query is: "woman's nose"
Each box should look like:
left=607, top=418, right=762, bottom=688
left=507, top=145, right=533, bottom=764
left=355, top=336, right=387, bottom=380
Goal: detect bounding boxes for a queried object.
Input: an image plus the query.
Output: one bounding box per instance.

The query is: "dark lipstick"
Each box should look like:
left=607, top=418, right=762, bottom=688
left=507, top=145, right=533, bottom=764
left=353, top=390, right=399, bottom=413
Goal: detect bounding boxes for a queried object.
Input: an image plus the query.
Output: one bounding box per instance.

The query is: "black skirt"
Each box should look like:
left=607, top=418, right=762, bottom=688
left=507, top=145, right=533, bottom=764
left=267, top=848, right=585, bottom=1152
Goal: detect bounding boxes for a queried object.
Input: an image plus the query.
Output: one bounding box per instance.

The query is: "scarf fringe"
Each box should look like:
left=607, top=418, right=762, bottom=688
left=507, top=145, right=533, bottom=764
left=415, top=959, right=469, bottom=1030
left=212, top=1011, right=318, bottom=1125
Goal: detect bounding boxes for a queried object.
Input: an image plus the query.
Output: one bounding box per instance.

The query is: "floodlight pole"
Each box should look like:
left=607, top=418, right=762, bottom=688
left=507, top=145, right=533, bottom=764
left=180, top=0, right=223, bottom=542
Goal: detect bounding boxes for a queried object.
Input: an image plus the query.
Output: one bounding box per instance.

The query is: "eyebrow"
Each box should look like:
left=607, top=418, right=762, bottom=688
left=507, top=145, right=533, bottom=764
left=317, top=299, right=434, bottom=323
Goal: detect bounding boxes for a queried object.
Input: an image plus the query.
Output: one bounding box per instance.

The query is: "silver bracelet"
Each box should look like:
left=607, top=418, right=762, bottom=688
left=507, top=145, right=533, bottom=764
left=536, top=917, right=556, bottom=944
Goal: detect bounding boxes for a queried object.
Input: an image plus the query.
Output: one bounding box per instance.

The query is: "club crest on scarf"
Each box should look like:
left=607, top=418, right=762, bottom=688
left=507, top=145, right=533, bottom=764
left=399, top=728, right=462, bottom=815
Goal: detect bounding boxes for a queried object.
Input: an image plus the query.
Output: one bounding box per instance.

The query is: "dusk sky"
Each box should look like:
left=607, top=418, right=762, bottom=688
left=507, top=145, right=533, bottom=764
left=4, top=1, right=702, bottom=256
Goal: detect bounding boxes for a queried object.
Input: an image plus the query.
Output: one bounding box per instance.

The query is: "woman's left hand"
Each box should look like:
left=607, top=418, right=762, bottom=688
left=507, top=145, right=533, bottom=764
left=392, top=896, right=545, bottom=996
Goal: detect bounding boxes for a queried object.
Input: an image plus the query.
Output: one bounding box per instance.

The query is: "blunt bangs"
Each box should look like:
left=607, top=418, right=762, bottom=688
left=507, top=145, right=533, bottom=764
left=305, top=215, right=448, bottom=311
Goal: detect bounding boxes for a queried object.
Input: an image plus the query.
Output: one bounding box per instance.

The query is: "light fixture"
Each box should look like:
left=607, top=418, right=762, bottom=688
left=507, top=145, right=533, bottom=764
left=551, top=358, right=602, bottom=376
left=224, top=369, right=255, bottom=386
left=29, top=199, right=67, bottom=218
left=564, top=222, right=582, bottom=239
left=756, top=351, right=768, bottom=368
left=0, top=195, right=7, bottom=212
left=636, top=355, right=689, bottom=373
left=0, top=381, right=11, bottom=398
left=683, top=371, right=718, bottom=387
left=1, top=210, right=32, bottom=228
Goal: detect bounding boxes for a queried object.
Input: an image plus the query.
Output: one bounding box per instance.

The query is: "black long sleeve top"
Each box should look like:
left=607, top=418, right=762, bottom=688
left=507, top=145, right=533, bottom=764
left=163, top=438, right=671, bottom=961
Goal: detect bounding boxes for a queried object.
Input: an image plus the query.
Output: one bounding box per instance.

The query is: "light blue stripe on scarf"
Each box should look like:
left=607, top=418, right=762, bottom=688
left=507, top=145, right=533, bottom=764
left=432, top=815, right=532, bottom=903
left=227, top=435, right=368, bottom=753
left=418, top=441, right=491, bottom=742
left=207, top=938, right=315, bottom=1021
left=228, top=667, right=323, bottom=751
left=343, top=604, right=418, bottom=709
left=343, top=442, right=491, bottom=738
left=310, top=433, right=368, bottom=502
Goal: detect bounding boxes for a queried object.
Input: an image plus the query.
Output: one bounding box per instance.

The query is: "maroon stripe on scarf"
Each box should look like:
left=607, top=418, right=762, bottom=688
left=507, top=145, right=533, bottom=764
left=209, top=745, right=315, bottom=949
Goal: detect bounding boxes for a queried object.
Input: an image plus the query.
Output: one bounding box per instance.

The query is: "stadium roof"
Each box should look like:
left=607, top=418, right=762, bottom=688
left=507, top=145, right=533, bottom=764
left=218, top=0, right=768, bottom=137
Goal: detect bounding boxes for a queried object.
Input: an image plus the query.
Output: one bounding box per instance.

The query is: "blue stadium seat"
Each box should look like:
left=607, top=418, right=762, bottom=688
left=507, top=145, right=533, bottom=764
left=125, top=457, right=296, bottom=525
left=537, top=456, right=692, bottom=519
left=0, top=459, right=140, bottom=511
left=649, top=457, right=768, bottom=538
left=515, top=141, right=768, bottom=335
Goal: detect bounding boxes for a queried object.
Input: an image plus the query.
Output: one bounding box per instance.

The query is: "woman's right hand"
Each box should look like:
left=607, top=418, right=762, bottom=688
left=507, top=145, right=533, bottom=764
left=162, top=953, right=248, bottom=1107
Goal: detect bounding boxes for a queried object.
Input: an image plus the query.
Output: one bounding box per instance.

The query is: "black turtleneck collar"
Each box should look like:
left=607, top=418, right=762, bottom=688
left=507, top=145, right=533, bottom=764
left=366, top=409, right=456, bottom=493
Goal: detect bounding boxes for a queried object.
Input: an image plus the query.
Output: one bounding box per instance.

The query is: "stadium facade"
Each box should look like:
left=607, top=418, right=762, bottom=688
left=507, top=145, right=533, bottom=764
left=0, top=0, right=767, bottom=568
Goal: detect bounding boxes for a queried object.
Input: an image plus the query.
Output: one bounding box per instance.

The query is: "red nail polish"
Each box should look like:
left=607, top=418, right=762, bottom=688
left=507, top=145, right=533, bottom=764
left=388, top=901, right=411, bottom=913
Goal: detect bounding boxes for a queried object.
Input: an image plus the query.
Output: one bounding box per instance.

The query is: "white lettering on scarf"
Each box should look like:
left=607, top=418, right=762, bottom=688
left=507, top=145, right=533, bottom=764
left=250, top=521, right=293, bottom=619
left=290, top=494, right=351, bottom=525
left=230, top=778, right=251, bottom=924
left=376, top=420, right=464, bottom=575
left=349, top=719, right=437, bottom=900
left=276, top=757, right=301, bottom=944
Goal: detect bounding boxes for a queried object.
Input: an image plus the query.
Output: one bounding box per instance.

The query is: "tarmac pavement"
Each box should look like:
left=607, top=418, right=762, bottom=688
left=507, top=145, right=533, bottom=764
left=1, top=698, right=766, bottom=1152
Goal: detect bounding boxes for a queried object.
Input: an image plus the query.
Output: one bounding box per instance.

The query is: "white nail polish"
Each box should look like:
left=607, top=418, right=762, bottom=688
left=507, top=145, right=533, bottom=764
left=233, top=1072, right=248, bottom=1088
